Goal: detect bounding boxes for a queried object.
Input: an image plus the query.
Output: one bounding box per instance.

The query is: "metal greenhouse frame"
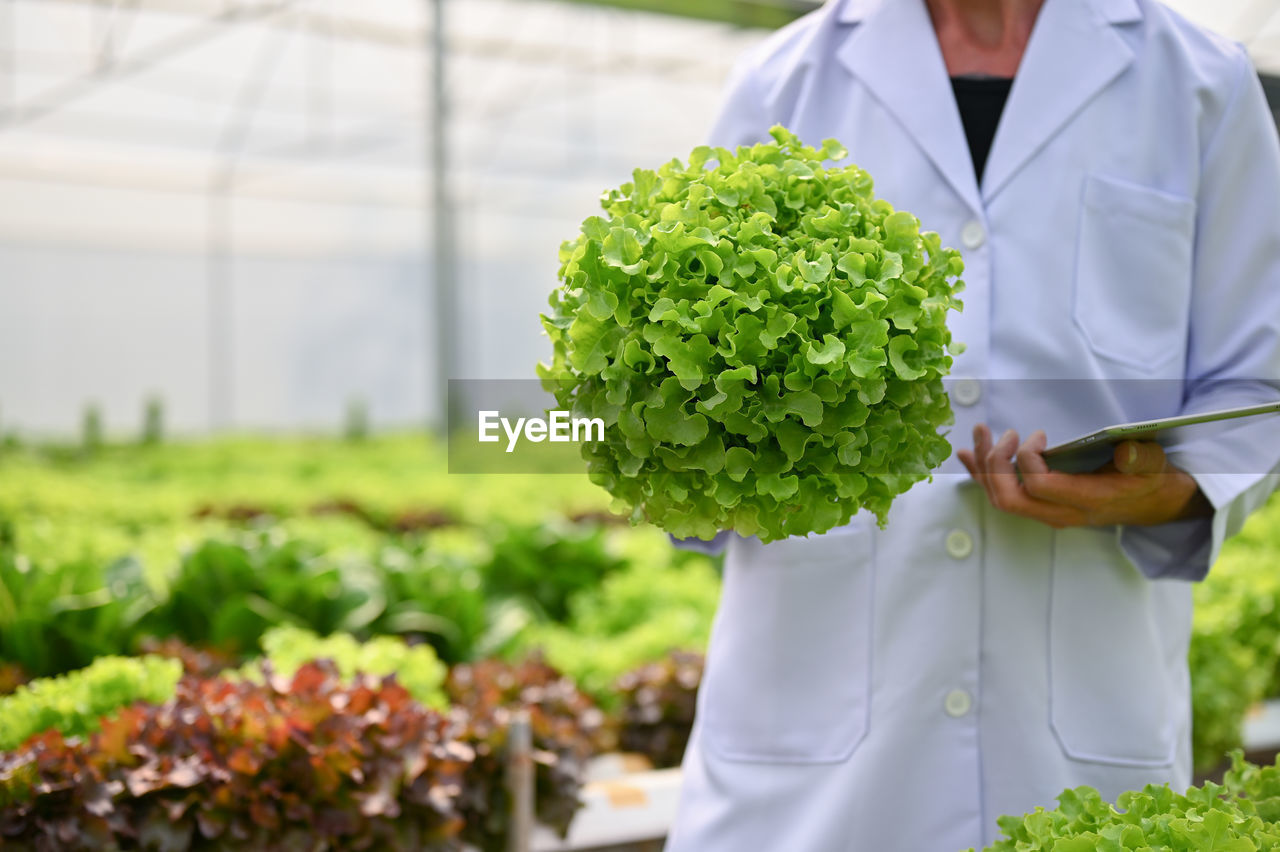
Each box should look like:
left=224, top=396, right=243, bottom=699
left=0, top=0, right=1274, bottom=434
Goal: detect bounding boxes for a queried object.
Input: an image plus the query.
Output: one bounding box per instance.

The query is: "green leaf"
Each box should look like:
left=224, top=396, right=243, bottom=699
left=887, top=335, right=926, bottom=380
left=724, top=447, right=756, bottom=482
left=652, top=334, right=716, bottom=391
left=804, top=335, right=846, bottom=367
left=602, top=226, right=644, bottom=269
left=643, top=380, right=709, bottom=446
left=759, top=312, right=797, bottom=349
left=568, top=314, right=624, bottom=375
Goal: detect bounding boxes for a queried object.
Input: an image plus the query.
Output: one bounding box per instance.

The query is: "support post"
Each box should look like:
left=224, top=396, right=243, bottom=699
left=205, top=17, right=289, bottom=431
left=507, top=708, right=534, bottom=852
left=206, top=191, right=232, bottom=431
left=1, top=0, right=13, bottom=119
left=428, top=0, right=456, bottom=432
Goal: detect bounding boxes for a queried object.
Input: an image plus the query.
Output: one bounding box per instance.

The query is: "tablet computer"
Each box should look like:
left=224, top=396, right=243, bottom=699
left=1042, top=401, right=1280, bottom=473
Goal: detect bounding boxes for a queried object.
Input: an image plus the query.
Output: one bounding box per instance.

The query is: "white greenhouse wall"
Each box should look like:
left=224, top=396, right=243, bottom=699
left=0, top=0, right=1274, bottom=438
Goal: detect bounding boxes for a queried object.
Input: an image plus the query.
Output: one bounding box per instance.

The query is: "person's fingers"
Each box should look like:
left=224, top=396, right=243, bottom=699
left=1014, top=430, right=1049, bottom=475
left=985, top=429, right=1017, bottom=466
left=1016, top=430, right=1065, bottom=497
left=1020, top=471, right=1104, bottom=508
left=1113, top=440, right=1169, bottom=475
left=972, top=424, right=992, bottom=468
left=984, top=429, right=1020, bottom=511
left=984, top=434, right=1088, bottom=526
left=1016, top=430, right=1110, bottom=508
left=972, top=424, right=1095, bottom=524
left=1003, top=493, right=1090, bottom=528
left=968, top=423, right=995, bottom=496
left=957, top=449, right=978, bottom=479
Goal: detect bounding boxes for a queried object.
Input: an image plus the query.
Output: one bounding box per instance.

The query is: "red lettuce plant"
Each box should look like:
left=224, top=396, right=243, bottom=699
left=616, top=650, right=703, bottom=770
left=0, top=662, right=471, bottom=851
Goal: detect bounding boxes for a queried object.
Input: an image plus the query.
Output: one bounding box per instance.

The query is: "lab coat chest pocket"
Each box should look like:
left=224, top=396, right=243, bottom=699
left=700, top=521, right=874, bottom=764
left=1049, top=528, right=1177, bottom=767
left=1073, top=174, right=1196, bottom=371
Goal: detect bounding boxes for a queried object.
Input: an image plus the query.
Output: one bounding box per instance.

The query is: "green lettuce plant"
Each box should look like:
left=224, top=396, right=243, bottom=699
left=251, top=625, right=448, bottom=709
left=0, top=655, right=181, bottom=751
left=540, top=126, right=964, bottom=541
left=977, top=752, right=1280, bottom=851
left=515, top=551, right=719, bottom=707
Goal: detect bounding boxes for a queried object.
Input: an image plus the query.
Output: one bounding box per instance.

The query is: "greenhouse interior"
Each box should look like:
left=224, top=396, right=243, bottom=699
left=2, top=0, right=1280, bottom=850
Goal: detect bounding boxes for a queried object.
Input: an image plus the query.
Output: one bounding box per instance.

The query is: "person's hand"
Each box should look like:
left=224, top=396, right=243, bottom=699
left=956, top=425, right=1212, bottom=528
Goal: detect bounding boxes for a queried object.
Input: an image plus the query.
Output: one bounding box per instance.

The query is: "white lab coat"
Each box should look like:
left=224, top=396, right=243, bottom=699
left=665, top=0, right=1280, bottom=850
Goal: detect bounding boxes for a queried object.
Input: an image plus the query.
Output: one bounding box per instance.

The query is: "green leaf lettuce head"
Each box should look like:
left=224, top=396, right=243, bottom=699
left=975, top=752, right=1280, bottom=851
left=246, top=625, right=448, bottom=710
left=0, top=655, right=182, bottom=752
left=539, top=126, right=964, bottom=542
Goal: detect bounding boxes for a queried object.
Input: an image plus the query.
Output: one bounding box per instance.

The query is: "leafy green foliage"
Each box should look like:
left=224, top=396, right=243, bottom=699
left=140, top=532, right=381, bottom=656
left=0, top=433, right=605, bottom=575
left=0, top=433, right=641, bottom=674
left=1190, top=584, right=1271, bottom=772
left=4, top=433, right=1280, bottom=784
left=541, top=126, right=964, bottom=541
left=365, top=542, right=495, bottom=662
left=515, top=546, right=720, bottom=708
left=480, top=521, right=627, bottom=622
left=616, top=649, right=703, bottom=769
left=0, top=655, right=181, bottom=752
left=138, top=528, right=582, bottom=668
left=253, top=625, right=448, bottom=709
left=1189, top=498, right=1280, bottom=770
left=0, top=546, right=158, bottom=678
left=977, top=753, right=1280, bottom=851
left=0, top=662, right=470, bottom=850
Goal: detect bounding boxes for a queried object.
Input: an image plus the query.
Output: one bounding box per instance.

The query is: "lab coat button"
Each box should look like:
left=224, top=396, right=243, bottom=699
left=952, top=377, right=981, bottom=407
left=945, top=529, right=973, bottom=560
left=961, top=220, right=986, bottom=249
left=944, top=689, right=973, bottom=718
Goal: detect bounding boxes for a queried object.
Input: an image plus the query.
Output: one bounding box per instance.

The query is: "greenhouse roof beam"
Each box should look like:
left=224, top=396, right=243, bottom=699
left=9, top=0, right=738, bottom=75
left=1231, top=0, right=1278, bottom=46
left=0, top=0, right=301, bottom=130
left=34, top=0, right=821, bottom=33
left=34, top=0, right=422, bottom=48
left=555, top=0, right=819, bottom=28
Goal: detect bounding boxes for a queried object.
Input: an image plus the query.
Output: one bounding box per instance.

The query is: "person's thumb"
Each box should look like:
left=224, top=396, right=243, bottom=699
left=1114, top=441, right=1167, bottom=475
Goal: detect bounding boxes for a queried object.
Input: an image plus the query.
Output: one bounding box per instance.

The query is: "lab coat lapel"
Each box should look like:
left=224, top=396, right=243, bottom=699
left=835, top=0, right=982, bottom=214
left=981, top=0, right=1140, bottom=202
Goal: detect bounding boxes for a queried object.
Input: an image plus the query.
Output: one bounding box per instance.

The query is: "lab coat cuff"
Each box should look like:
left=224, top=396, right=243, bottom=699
left=1117, top=517, right=1212, bottom=582
left=1193, top=471, right=1280, bottom=571
left=1118, top=470, right=1278, bottom=582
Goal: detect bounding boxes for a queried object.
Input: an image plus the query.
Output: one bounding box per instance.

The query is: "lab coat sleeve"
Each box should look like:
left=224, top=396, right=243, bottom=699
left=1119, top=52, right=1280, bottom=582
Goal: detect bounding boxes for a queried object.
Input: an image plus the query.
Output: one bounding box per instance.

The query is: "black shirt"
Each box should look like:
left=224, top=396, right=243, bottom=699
left=950, top=75, right=1014, bottom=185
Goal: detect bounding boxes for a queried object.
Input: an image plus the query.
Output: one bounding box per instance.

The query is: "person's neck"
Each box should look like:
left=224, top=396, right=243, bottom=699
left=925, top=0, right=1044, bottom=77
